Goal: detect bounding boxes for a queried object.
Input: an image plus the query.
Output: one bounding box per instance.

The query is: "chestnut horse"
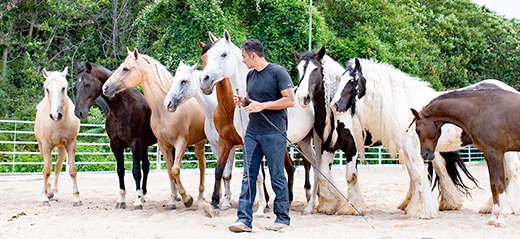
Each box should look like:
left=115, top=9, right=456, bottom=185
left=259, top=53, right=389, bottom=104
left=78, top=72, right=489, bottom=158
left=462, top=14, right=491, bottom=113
left=411, top=86, right=520, bottom=227
left=34, top=67, right=82, bottom=206
left=198, top=31, right=316, bottom=216
left=74, top=61, right=157, bottom=210
left=102, top=48, right=207, bottom=209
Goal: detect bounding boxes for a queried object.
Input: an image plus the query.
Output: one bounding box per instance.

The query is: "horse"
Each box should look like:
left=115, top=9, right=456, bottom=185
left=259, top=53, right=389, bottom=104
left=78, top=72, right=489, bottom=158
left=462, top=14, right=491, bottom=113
left=294, top=47, right=366, bottom=215
left=198, top=30, right=316, bottom=216
left=410, top=86, right=520, bottom=227
left=163, top=60, right=237, bottom=211
left=73, top=61, right=157, bottom=210
left=102, top=48, right=207, bottom=209
left=34, top=67, right=82, bottom=206
left=331, top=57, right=520, bottom=216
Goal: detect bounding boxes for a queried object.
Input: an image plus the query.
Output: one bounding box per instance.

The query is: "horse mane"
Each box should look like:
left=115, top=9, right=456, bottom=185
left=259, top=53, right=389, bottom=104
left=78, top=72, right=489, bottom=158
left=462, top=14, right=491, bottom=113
left=351, top=58, right=435, bottom=158
left=321, top=55, right=345, bottom=103
left=135, top=54, right=173, bottom=93
left=425, top=84, right=502, bottom=109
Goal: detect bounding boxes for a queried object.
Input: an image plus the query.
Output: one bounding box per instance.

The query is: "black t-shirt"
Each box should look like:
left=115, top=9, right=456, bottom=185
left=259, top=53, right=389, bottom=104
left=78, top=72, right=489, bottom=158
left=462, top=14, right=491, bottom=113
left=246, top=63, right=294, bottom=135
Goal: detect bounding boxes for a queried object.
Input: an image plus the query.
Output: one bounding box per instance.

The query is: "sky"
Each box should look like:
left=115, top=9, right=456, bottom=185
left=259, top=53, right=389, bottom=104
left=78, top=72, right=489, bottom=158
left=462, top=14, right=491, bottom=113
left=471, top=0, right=520, bottom=20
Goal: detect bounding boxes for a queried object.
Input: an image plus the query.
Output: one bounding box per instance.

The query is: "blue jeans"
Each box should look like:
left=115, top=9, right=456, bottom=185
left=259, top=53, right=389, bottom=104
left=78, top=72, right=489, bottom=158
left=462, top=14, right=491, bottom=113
left=236, top=132, right=291, bottom=228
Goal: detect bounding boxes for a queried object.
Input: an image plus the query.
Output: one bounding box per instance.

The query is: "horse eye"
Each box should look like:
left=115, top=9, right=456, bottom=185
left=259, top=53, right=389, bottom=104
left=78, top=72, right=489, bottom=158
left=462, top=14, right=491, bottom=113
left=123, top=67, right=129, bottom=72
left=221, top=52, right=227, bottom=57
left=62, top=87, right=65, bottom=92
left=46, top=88, right=49, bottom=93
left=85, top=83, right=90, bottom=88
left=181, top=80, right=187, bottom=85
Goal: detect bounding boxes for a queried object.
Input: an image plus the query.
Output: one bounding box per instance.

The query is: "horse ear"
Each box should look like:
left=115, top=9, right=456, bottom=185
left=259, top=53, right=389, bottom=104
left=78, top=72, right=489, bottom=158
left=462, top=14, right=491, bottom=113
left=192, top=61, right=200, bottom=72
left=85, top=62, right=93, bottom=73
left=317, top=46, right=326, bottom=59
left=133, top=48, right=139, bottom=60
left=354, top=58, right=366, bottom=98
left=42, top=68, right=49, bottom=78
left=410, top=108, right=420, bottom=119
left=293, top=50, right=301, bottom=60
left=127, top=47, right=132, bottom=55
left=354, top=58, right=361, bottom=71
left=197, top=39, right=206, bottom=50
left=208, top=31, right=217, bottom=43
left=75, top=60, right=83, bottom=70
left=224, top=29, right=231, bottom=43
left=61, top=66, right=68, bottom=77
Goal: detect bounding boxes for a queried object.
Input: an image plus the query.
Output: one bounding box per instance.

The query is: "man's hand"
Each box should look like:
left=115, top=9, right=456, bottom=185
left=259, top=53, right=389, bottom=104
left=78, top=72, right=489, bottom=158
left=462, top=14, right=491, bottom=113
left=244, top=99, right=265, bottom=113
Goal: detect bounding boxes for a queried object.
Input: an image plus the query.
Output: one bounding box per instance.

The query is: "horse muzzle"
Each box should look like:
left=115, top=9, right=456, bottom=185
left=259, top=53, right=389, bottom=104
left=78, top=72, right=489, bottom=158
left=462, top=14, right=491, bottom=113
left=421, top=150, right=435, bottom=163
left=164, top=99, right=179, bottom=113
left=102, top=85, right=116, bottom=98
left=49, top=112, right=63, bottom=122
left=74, top=108, right=89, bottom=121
left=200, top=75, right=215, bottom=95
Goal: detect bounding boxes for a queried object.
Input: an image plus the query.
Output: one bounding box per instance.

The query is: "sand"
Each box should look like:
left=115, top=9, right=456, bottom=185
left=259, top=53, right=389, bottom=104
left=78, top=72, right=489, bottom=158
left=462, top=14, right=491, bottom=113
left=0, top=164, right=519, bottom=239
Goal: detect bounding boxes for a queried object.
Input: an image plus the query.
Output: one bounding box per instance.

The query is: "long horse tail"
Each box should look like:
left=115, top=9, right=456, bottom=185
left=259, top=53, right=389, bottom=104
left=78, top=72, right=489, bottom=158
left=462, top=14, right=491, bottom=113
left=437, top=151, right=481, bottom=196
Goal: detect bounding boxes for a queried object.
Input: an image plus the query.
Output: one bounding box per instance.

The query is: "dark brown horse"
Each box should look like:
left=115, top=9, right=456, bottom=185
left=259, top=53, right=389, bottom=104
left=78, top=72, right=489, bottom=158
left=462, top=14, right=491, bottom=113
left=74, top=61, right=157, bottom=210
left=411, top=86, right=520, bottom=227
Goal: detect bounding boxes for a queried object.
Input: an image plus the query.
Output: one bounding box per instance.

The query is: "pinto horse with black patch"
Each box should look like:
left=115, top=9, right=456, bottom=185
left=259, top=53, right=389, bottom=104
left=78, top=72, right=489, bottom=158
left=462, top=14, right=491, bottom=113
left=411, top=86, right=520, bottom=227
left=74, top=61, right=157, bottom=210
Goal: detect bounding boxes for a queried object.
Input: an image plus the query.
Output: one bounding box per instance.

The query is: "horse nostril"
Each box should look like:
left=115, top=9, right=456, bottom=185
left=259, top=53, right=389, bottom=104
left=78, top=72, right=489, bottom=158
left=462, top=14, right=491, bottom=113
left=168, top=101, right=173, bottom=110
left=203, top=75, right=209, bottom=82
left=79, top=111, right=83, bottom=117
left=102, top=85, right=108, bottom=92
left=57, top=113, right=63, bottom=121
left=49, top=114, right=53, bottom=120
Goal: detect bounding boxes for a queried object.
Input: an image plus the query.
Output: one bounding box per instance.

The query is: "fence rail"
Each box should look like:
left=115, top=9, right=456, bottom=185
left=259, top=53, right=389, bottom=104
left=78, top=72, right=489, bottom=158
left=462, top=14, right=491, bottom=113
left=0, top=120, right=485, bottom=175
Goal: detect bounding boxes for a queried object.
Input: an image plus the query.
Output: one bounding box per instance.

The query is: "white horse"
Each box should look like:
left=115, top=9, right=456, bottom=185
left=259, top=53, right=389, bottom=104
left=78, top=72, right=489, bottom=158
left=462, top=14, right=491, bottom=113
left=34, top=67, right=82, bottom=206
left=330, top=58, right=520, bottom=218
left=199, top=30, right=316, bottom=216
left=163, top=61, right=237, bottom=210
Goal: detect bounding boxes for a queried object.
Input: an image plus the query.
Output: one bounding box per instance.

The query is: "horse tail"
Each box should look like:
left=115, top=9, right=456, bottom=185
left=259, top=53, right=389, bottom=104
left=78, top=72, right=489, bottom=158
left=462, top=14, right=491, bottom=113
left=438, top=151, right=481, bottom=196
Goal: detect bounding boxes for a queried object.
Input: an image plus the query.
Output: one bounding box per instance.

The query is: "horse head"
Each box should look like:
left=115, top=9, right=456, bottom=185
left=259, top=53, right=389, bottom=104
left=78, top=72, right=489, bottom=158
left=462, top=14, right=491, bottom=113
left=164, top=61, right=201, bottom=112
left=74, top=61, right=110, bottom=120
left=199, top=30, right=241, bottom=95
left=331, top=58, right=366, bottom=115
left=293, top=46, right=326, bottom=108
left=103, top=48, right=143, bottom=98
left=410, top=108, right=441, bottom=162
left=42, top=67, right=69, bottom=122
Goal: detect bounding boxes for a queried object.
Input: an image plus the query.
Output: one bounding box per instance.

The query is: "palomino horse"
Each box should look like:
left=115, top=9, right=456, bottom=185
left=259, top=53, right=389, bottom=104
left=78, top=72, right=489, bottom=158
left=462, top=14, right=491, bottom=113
left=331, top=57, right=520, bottom=216
left=294, top=47, right=365, bottom=215
left=102, top=48, right=207, bottom=209
left=34, top=67, right=81, bottom=206
left=198, top=31, right=316, bottom=216
left=411, top=86, right=520, bottom=227
left=74, top=61, right=157, bottom=210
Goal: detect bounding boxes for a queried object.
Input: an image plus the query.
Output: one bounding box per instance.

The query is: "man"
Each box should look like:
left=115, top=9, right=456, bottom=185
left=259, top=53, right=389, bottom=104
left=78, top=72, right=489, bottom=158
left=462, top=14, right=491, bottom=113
left=229, top=39, right=295, bottom=233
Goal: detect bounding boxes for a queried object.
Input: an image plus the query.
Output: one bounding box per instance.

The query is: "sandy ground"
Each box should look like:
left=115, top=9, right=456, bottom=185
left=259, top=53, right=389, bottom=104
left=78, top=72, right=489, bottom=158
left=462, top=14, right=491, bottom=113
left=0, top=164, right=519, bottom=239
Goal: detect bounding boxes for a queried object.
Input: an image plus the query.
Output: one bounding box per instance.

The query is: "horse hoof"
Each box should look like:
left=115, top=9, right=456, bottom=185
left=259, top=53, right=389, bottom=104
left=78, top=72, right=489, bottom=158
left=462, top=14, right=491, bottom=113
left=211, top=208, right=220, bottom=217
left=41, top=201, right=50, bottom=207
left=47, top=192, right=54, bottom=199
left=302, top=210, right=312, bottom=216
left=165, top=204, right=176, bottom=211
left=115, top=202, right=126, bottom=209
left=184, top=195, right=194, bottom=208
left=73, top=201, right=83, bottom=207
left=220, top=204, right=231, bottom=211
left=495, top=222, right=506, bottom=227
left=134, top=205, right=143, bottom=210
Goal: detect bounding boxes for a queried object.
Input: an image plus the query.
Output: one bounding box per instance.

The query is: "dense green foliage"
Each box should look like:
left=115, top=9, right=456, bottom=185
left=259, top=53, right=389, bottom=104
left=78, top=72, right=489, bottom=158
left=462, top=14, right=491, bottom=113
left=0, top=0, right=513, bottom=172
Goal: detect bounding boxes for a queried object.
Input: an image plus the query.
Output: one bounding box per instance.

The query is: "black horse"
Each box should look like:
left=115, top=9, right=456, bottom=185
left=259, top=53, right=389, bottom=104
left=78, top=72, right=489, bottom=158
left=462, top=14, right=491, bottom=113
left=74, top=61, right=157, bottom=210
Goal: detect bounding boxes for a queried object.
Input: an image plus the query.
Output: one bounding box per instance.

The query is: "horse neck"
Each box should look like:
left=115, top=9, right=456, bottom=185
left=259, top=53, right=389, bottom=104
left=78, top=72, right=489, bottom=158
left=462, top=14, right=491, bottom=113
left=194, top=86, right=217, bottom=119
left=230, top=49, right=248, bottom=96
left=136, top=67, right=169, bottom=117
left=423, top=98, right=474, bottom=131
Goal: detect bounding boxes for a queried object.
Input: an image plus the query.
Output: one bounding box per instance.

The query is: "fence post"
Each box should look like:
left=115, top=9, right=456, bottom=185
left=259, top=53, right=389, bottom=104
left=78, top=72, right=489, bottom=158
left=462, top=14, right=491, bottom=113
left=12, top=121, right=17, bottom=173
left=156, top=145, right=161, bottom=172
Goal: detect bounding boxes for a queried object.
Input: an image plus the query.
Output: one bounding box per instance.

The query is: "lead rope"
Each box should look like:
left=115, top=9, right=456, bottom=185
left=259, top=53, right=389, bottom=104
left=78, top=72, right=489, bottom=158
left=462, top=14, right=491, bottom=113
left=239, top=90, right=376, bottom=230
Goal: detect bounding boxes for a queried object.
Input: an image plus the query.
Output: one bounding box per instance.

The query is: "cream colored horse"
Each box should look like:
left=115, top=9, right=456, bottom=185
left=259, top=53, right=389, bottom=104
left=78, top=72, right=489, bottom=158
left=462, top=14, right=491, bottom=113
left=102, top=49, right=207, bottom=208
left=34, top=67, right=81, bottom=206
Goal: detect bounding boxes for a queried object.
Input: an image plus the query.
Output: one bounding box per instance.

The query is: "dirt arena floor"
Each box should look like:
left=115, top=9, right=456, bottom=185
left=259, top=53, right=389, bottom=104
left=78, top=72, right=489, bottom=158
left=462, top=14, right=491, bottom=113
left=0, top=164, right=519, bottom=238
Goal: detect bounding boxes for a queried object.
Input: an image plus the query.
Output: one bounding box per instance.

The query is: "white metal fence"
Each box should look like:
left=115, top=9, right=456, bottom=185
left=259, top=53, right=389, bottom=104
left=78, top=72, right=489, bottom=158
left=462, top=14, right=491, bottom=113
left=0, top=120, right=485, bottom=174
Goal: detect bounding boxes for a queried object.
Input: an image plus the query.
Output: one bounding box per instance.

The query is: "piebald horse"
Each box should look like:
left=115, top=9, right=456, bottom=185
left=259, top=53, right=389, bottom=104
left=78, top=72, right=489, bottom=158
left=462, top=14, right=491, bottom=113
left=411, top=86, right=520, bottom=227
left=332, top=58, right=520, bottom=216
left=34, top=67, right=82, bottom=206
left=74, top=61, right=157, bottom=210
left=102, top=48, right=207, bottom=209
left=198, top=30, right=316, bottom=216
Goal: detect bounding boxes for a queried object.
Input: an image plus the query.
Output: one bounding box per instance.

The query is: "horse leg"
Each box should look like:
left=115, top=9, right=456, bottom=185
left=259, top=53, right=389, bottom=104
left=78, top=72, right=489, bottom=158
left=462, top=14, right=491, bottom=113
left=433, top=152, right=463, bottom=211
left=112, top=143, right=127, bottom=209
left=221, top=147, right=236, bottom=210
left=504, top=152, right=520, bottom=214
left=485, top=151, right=509, bottom=227
left=172, top=141, right=193, bottom=208
left=316, top=151, right=341, bottom=215
left=66, top=140, right=82, bottom=207
left=194, top=141, right=206, bottom=201
left=159, top=143, right=177, bottom=210
left=338, top=157, right=367, bottom=215
left=254, top=162, right=268, bottom=217
left=210, top=138, right=233, bottom=214
left=130, top=142, right=144, bottom=210
left=399, top=135, right=438, bottom=219
left=284, top=149, right=295, bottom=203
left=141, top=148, right=150, bottom=199
left=51, top=146, right=67, bottom=202
left=303, top=131, right=320, bottom=215
left=40, top=142, right=53, bottom=206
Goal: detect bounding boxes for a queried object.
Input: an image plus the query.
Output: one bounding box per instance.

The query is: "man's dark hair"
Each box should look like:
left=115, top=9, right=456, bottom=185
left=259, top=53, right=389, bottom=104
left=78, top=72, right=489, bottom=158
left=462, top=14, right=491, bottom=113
left=241, top=39, right=264, bottom=57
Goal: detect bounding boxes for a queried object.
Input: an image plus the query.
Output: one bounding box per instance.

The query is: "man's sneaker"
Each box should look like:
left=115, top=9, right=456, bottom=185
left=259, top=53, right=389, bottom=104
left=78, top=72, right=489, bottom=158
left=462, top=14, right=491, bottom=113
left=267, top=222, right=288, bottom=232
left=229, top=222, right=252, bottom=233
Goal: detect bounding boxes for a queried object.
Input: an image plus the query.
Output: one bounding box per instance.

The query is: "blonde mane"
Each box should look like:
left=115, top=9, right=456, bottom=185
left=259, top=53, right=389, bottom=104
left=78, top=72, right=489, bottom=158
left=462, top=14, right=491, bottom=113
left=351, top=58, right=436, bottom=158
left=135, top=54, right=173, bottom=93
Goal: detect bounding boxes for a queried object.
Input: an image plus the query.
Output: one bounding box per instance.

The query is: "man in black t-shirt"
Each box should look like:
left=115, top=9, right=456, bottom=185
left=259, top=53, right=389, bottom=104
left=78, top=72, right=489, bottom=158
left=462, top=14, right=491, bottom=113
left=229, top=39, right=295, bottom=233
